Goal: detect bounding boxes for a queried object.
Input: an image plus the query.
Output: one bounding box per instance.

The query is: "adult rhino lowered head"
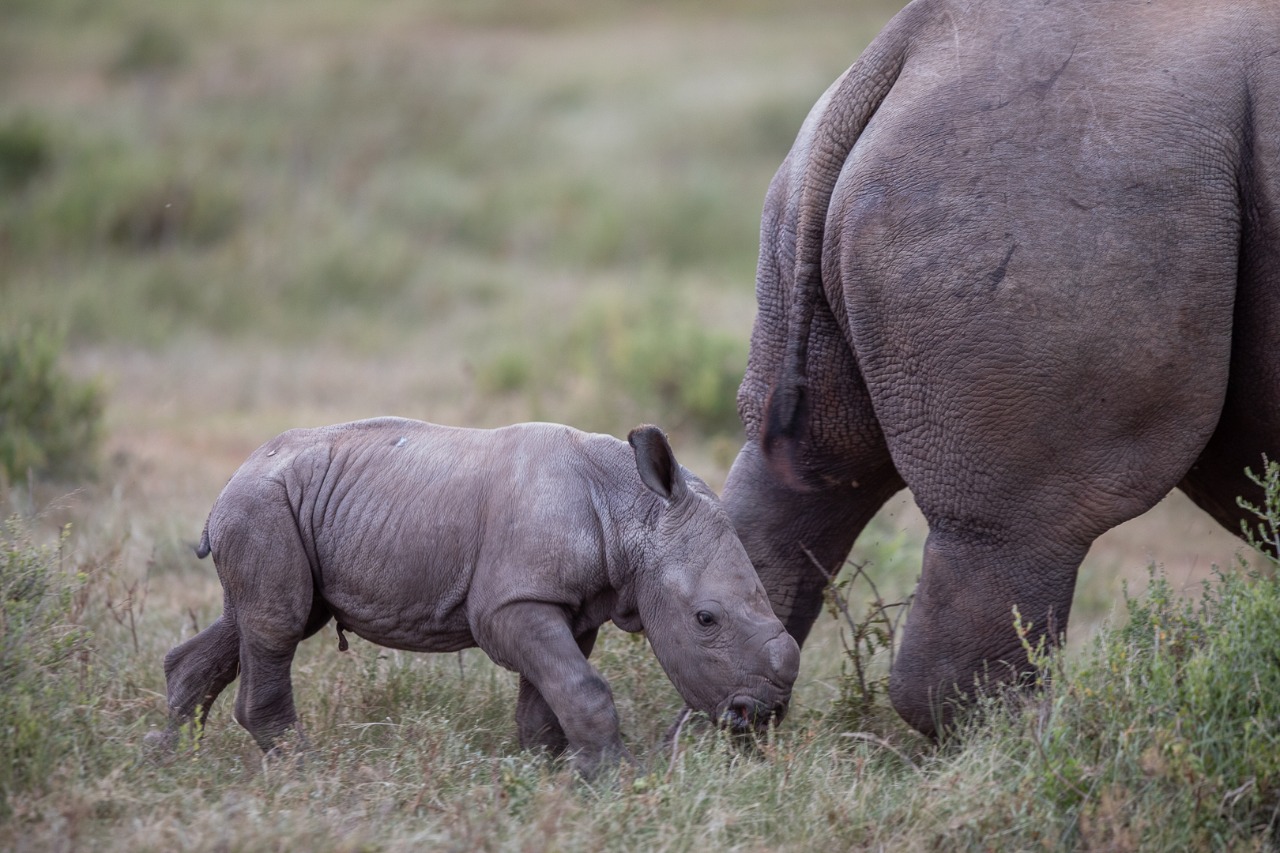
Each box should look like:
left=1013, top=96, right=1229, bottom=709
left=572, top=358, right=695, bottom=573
left=150, top=418, right=799, bottom=777
left=724, top=0, right=1280, bottom=738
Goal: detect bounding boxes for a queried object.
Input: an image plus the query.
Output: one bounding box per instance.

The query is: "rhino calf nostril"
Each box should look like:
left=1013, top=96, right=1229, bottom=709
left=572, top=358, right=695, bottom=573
left=725, top=697, right=768, bottom=730
left=720, top=700, right=743, bottom=728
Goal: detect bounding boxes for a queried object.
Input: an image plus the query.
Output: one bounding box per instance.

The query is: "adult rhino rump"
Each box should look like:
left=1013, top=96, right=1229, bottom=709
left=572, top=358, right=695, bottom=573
left=724, top=0, right=1280, bottom=737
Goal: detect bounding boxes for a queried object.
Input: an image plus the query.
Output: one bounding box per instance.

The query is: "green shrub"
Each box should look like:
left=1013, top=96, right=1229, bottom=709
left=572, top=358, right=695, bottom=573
left=820, top=459, right=1280, bottom=848
left=16, top=147, right=240, bottom=256
left=0, top=115, right=49, bottom=193
left=961, top=461, right=1280, bottom=848
left=0, top=517, right=94, bottom=816
left=565, top=290, right=746, bottom=436
left=104, top=177, right=240, bottom=250
left=478, top=351, right=535, bottom=394
left=0, top=326, right=104, bottom=483
left=1239, top=455, right=1280, bottom=563
left=822, top=556, right=910, bottom=732
left=109, top=22, right=187, bottom=77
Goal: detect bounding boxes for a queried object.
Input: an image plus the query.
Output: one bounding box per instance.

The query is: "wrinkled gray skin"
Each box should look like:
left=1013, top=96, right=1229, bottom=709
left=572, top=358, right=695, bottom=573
left=152, top=418, right=799, bottom=777
left=725, top=0, right=1279, bottom=738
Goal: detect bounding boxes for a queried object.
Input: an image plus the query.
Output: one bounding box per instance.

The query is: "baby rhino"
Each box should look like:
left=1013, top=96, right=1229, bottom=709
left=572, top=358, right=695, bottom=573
left=152, top=418, right=800, bottom=777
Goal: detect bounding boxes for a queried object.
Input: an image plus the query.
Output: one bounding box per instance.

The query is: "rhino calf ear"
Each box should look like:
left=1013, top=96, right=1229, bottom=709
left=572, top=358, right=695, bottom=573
left=628, top=425, right=689, bottom=503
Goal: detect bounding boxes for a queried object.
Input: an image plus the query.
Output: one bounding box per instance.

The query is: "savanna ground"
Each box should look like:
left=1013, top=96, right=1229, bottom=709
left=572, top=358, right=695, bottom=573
left=2, top=1, right=1278, bottom=849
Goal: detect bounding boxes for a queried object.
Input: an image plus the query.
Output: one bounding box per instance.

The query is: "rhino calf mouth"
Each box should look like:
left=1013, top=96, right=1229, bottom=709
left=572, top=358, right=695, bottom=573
left=718, top=695, right=790, bottom=733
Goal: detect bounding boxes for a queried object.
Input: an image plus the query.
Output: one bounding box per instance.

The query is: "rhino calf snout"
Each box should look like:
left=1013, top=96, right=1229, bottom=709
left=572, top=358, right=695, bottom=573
left=767, top=632, right=801, bottom=685
left=707, top=634, right=799, bottom=733
left=720, top=696, right=790, bottom=732
left=150, top=418, right=796, bottom=779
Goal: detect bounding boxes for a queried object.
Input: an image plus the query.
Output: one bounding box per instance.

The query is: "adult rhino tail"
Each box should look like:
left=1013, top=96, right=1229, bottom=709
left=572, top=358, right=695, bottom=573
left=761, top=11, right=912, bottom=481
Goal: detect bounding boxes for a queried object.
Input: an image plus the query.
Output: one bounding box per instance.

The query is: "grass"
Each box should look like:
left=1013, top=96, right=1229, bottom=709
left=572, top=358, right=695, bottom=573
left=2, top=0, right=1275, bottom=849
left=2, top=503, right=1277, bottom=850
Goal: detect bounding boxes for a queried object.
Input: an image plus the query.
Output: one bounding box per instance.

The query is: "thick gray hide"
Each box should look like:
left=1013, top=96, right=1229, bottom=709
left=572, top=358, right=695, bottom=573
left=723, top=0, right=1280, bottom=738
left=153, top=418, right=798, bottom=777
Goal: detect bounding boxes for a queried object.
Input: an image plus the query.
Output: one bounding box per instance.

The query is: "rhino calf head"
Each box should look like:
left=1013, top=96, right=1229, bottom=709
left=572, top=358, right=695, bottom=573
left=149, top=417, right=799, bottom=778
left=626, top=427, right=800, bottom=733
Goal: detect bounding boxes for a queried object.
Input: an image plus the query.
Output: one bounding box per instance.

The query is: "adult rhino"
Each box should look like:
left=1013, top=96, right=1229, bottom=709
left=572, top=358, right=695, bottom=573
left=725, top=0, right=1279, bottom=737
left=151, top=419, right=799, bottom=777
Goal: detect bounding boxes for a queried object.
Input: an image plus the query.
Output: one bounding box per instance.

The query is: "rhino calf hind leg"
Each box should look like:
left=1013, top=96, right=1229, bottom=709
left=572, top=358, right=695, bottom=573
left=147, top=612, right=241, bottom=751
left=233, top=636, right=306, bottom=755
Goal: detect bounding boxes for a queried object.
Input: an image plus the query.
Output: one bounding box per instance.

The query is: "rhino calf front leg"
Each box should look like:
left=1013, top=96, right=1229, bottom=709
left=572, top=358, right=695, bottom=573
left=515, top=628, right=600, bottom=756
left=488, top=607, right=630, bottom=779
left=516, top=675, right=568, bottom=755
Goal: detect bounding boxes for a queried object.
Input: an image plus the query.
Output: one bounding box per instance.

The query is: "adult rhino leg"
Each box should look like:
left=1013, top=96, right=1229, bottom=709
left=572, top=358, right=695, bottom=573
left=515, top=628, right=598, bottom=757
left=881, top=393, right=1228, bottom=738
left=722, top=439, right=903, bottom=647
left=888, top=530, right=1087, bottom=738
left=146, top=608, right=241, bottom=751
left=1179, top=168, right=1280, bottom=550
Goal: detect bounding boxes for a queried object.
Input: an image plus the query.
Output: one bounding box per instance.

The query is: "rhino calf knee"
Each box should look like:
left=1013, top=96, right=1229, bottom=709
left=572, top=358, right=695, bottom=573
left=152, top=418, right=799, bottom=777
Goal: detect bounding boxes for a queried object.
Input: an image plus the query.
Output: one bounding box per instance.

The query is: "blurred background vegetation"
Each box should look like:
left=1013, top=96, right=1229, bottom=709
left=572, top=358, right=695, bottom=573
left=0, top=0, right=1247, bottom=611
left=1, top=0, right=901, bottom=451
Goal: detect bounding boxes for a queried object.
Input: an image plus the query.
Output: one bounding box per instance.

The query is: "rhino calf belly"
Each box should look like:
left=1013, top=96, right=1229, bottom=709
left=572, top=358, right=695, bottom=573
left=329, top=614, right=475, bottom=655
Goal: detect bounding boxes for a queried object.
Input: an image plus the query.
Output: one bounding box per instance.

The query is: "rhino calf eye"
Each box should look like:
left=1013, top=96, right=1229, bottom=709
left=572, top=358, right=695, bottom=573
left=696, top=611, right=716, bottom=627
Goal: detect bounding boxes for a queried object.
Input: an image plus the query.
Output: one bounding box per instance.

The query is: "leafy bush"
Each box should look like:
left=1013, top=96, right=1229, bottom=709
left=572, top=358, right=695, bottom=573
left=1239, top=455, right=1280, bottom=560
left=822, top=557, right=910, bottom=731
left=477, top=351, right=535, bottom=394
left=104, top=177, right=239, bottom=250
left=1049, top=563, right=1280, bottom=846
left=479, top=288, right=747, bottom=439
left=820, top=460, right=1280, bottom=848
left=0, top=326, right=104, bottom=483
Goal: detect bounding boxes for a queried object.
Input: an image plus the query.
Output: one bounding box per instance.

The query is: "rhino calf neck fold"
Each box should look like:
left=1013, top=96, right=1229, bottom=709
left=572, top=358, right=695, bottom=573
left=151, top=418, right=799, bottom=777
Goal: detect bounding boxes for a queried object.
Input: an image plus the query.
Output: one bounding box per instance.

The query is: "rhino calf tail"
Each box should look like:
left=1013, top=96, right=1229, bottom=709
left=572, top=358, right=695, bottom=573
left=194, top=526, right=211, bottom=559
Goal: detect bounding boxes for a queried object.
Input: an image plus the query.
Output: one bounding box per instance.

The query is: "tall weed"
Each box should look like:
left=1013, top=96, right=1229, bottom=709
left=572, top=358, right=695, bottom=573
left=0, top=517, right=94, bottom=816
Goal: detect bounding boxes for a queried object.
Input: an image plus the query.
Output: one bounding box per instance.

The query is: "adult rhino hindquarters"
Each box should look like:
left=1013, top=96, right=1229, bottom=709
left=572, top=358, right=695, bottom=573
left=724, top=0, right=1279, bottom=738
left=151, top=419, right=799, bottom=777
